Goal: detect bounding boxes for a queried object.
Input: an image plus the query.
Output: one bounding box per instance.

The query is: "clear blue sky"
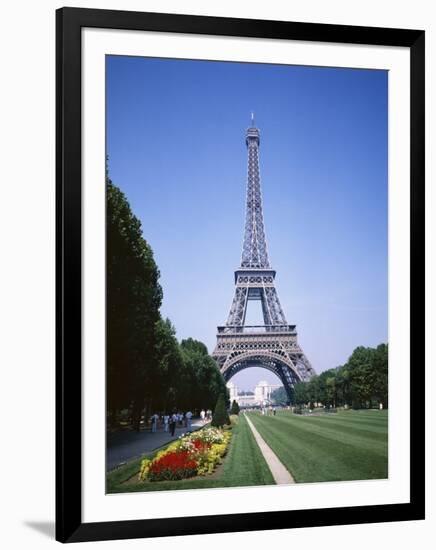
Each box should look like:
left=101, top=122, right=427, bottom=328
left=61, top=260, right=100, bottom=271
left=106, top=55, right=388, bottom=391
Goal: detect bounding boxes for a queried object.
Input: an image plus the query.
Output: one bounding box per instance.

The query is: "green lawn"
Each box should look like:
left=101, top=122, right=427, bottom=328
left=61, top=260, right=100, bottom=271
left=107, top=414, right=274, bottom=493
left=247, top=409, right=388, bottom=483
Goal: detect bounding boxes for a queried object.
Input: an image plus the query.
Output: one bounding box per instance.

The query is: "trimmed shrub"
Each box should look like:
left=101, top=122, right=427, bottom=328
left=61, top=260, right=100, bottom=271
left=230, top=399, right=240, bottom=415
left=211, top=394, right=230, bottom=427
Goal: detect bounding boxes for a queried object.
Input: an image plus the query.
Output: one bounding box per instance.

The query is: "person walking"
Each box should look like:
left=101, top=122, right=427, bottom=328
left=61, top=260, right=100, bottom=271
left=169, top=412, right=177, bottom=437
left=185, top=410, right=193, bottom=433
left=151, top=413, right=158, bottom=433
left=163, top=413, right=169, bottom=432
left=200, top=409, right=205, bottom=423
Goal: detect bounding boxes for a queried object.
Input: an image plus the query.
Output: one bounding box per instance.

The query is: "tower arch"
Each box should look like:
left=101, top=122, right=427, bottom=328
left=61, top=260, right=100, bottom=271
left=222, top=354, right=302, bottom=402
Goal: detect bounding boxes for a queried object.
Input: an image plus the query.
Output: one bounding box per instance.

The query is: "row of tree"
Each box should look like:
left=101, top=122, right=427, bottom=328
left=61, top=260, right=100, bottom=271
left=292, top=344, right=388, bottom=409
left=107, top=173, right=228, bottom=430
left=270, top=386, right=288, bottom=406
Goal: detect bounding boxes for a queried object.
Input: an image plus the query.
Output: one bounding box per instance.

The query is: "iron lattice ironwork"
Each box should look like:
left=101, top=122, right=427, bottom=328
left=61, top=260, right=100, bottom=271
left=213, top=119, right=315, bottom=401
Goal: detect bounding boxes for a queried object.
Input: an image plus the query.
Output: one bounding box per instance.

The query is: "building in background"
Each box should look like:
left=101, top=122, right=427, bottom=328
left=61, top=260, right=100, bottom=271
left=227, top=381, right=239, bottom=403
left=254, top=380, right=282, bottom=404
left=226, top=380, right=282, bottom=407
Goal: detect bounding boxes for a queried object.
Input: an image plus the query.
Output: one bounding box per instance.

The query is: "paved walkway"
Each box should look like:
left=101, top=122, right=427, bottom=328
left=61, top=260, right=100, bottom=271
left=245, top=415, right=294, bottom=484
left=107, top=421, right=204, bottom=471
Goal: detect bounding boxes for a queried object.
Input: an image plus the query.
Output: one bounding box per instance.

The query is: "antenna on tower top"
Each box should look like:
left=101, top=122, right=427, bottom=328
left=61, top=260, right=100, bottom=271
left=251, top=111, right=255, bottom=126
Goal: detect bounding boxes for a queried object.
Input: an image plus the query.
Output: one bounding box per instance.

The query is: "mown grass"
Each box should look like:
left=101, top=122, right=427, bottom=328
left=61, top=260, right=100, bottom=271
left=247, top=409, right=388, bottom=483
left=107, top=414, right=274, bottom=493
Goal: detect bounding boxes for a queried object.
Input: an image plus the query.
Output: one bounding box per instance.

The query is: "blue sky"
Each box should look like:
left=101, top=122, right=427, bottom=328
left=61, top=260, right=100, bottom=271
left=106, top=56, right=388, bottom=390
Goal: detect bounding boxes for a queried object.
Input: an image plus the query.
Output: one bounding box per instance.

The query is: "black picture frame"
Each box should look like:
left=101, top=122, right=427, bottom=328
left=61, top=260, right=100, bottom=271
left=56, top=6, right=425, bottom=543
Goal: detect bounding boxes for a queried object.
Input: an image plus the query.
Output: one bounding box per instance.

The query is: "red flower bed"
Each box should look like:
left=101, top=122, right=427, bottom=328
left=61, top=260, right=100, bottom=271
left=148, top=450, right=198, bottom=481
left=192, top=440, right=211, bottom=452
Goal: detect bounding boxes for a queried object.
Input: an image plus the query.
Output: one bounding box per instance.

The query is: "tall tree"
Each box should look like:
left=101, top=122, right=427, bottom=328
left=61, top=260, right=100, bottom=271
left=347, top=347, right=377, bottom=408
left=151, top=318, right=182, bottom=412
left=307, top=375, right=320, bottom=408
left=372, top=343, right=388, bottom=408
left=106, top=175, right=162, bottom=428
left=179, top=339, right=227, bottom=411
left=287, top=343, right=388, bottom=410
left=293, top=382, right=308, bottom=406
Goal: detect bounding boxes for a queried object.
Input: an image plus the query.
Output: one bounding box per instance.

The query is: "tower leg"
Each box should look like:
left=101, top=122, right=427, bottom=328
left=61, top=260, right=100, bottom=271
left=226, top=287, right=248, bottom=327
left=262, top=287, right=287, bottom=325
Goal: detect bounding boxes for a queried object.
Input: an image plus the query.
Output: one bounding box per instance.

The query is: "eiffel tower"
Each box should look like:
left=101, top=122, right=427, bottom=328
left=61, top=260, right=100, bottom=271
left=212, top=115, right=315, bottom=402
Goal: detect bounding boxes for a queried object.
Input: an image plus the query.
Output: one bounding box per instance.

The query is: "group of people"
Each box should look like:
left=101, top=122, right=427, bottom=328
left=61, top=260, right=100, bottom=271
left=149, top=409, right=208, bottom=436
left=199, top=408, right=212, bottom=423
left=261, top=405, right=277, bottom=416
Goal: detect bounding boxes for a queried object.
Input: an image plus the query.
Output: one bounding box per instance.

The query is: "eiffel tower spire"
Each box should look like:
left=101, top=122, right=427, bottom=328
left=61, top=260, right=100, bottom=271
left=213, top=120, right=315, bottom=402
left=241, top=118, right=270, bottom=269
